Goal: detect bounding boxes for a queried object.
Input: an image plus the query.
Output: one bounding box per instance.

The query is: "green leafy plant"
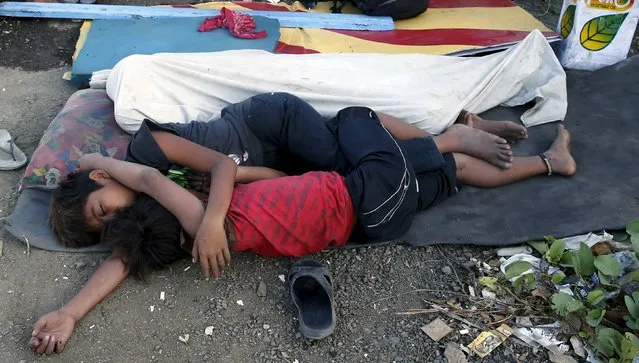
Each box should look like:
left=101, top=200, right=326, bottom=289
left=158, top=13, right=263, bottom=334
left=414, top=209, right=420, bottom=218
left=572, top=243, right=596, bottom=277
left=587, top=289, right=606, bottom=307
left=624, top=292, right=639, bottom=330
left=504, top=261, right=533, bottom=280
left=552, top=292, right=584, bottom=316
left=619, top=333, right=639, bottom=362
left=586, top=309, right=606, bottom=327
left=593, top=327, right=624, bottom=358
left=478, top=276, right=499, bottom=291
left=598, top=271, right=613, bottom=286
left=500, top=220, right=639, bottom=363
left=513, top=273, right=537, bottom=292
left=166, top=167, right=191, bottom=188
left=551, top=271, right=567, bottom=284
left=593, top=328, right=639, bottom=363
left=499, top=220, right=639, bottom=363
left=594, top=255, right=621, bottom=277
left=545, top=238, right=566, bottom=264
left=627, top=219, right=639, bottom=259
left=529, top=240, right=549, bottom=254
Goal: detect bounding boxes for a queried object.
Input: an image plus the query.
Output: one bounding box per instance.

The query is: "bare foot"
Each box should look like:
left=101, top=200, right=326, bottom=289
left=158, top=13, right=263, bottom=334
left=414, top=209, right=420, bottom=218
left=442, top=124, right=513, bottom=169
left=543, top=124, right=576, bottom=176
left=456, top=111, right=528, bottom=143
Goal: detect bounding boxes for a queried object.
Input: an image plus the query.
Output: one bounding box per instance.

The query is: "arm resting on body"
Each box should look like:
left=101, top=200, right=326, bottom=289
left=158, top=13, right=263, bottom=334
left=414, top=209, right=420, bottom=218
left=148, top=131, right=239, bottom=279
left=81, top=155, right=206, bottom=236
left=191, top=166, right=286, bottom=193
left=236, top=166, right=286, bottom=184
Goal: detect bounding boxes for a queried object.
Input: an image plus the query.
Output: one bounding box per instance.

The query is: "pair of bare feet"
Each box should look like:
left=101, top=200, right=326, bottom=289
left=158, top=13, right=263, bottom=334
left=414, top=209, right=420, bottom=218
left=443, top=111, right=576, bottom=176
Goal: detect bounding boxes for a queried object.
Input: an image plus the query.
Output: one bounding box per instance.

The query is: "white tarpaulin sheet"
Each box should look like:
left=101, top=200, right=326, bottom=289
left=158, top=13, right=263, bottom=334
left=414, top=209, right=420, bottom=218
left=100, top=30, right=567, bottom=134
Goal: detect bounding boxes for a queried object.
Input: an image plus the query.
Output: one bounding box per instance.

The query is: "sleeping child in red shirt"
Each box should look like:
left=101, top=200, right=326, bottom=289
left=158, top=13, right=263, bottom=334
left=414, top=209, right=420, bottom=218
left=31, top=104, right=576, bottom=354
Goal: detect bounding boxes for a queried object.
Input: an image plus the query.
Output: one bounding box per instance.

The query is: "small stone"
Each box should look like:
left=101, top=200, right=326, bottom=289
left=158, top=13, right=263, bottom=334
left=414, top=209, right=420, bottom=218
left=178, top=334, right=189, bottom=344
left=481, top=289, right=496, bottom=300
left=421, top=318, right=453, bottom=342
left=257, top=281, right=267, bottom=297
left=72, top=261, right=87, bottom=269
left=444, top=343, right=468, bottom=363
left=548, top=352, right=578, bottom=363
left=441, top=266, right=453, bottom=275
left=570, top=336, right=586, bottom=358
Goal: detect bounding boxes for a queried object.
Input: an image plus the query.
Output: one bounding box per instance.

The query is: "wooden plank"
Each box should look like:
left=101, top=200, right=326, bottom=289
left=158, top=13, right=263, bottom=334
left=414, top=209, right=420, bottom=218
left=0, top=2, right=395, bottom=31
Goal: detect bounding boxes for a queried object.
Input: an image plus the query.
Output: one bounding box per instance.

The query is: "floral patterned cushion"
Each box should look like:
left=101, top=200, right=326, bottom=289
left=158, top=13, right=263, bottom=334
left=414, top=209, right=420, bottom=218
left=21, top=89, right=131, bottom=189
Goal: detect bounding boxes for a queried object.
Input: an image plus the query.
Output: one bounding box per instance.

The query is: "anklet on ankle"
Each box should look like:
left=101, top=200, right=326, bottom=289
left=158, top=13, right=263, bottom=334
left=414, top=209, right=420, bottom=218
left=539, top=153, right=552, bottom=175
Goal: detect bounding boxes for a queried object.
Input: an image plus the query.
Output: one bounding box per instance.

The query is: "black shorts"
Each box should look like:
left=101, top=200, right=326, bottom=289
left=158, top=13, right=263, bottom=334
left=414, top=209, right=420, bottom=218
left=415, top=152, right=461, bottom=211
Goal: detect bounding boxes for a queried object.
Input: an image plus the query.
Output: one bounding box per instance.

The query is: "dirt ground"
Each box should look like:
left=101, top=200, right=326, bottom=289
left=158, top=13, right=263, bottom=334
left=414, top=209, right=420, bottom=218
left=0, top=0, right=635, bottom=362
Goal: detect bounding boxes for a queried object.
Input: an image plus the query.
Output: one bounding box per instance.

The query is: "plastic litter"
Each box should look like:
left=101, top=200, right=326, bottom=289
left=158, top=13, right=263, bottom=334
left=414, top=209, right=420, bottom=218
left=467, top=324, right=513, bottom=358
left=511, top=321, right=569, bottom=355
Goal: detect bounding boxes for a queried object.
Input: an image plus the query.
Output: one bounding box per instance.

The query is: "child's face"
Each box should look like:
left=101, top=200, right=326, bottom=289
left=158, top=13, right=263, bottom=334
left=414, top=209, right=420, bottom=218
left=84, top=170, right=136, bottom=231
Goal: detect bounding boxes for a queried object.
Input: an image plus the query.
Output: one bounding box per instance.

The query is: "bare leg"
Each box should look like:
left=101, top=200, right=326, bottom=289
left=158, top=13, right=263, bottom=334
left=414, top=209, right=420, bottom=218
left=377, top=110, right=528, bottom=143
left=454, top=125, right=576, bottom=188
left=376, top=112, right=433, bottom=139
left=377, top=112, right=514, bottom=169
left=433, top=124, right=513, bottom=169
left=456, top=110, right=528, bottom=143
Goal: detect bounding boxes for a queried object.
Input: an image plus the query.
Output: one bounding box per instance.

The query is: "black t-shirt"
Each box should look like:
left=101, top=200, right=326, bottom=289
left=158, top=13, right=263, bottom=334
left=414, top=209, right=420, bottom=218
left=125, top=98, right=263, bottom=171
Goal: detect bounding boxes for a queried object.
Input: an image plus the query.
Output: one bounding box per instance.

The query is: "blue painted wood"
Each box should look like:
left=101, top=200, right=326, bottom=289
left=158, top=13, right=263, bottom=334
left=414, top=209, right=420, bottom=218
left=71, top=17, right=280, bottom=87
left=0, top=2, right=394, bottom=31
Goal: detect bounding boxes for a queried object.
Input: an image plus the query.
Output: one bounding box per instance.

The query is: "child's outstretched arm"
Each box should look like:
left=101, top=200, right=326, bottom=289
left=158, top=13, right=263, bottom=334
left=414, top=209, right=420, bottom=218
left=29, top=252, right=128, bottom=354
left=31, top=154, right=209, bottom=355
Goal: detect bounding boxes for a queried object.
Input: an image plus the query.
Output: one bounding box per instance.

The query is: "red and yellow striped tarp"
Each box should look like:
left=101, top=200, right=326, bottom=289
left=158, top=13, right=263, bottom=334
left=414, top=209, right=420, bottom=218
left=183, top=0, right=559, bottom=55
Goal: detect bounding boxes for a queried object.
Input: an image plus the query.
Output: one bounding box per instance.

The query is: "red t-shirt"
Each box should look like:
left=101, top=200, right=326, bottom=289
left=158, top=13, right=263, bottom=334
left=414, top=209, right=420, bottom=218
left=227, top=171, right=355, bottom=257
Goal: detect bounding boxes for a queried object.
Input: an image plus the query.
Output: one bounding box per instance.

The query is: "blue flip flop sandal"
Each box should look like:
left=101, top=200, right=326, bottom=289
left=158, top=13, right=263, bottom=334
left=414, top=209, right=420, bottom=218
left=288, top=259, right=336, bottom=340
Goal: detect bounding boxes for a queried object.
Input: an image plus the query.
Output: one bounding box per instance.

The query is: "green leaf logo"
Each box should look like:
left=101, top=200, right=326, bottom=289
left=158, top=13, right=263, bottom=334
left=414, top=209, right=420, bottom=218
left=580, top=13, right=629, bottom=51
left=561, top=5, right=577, bottom=39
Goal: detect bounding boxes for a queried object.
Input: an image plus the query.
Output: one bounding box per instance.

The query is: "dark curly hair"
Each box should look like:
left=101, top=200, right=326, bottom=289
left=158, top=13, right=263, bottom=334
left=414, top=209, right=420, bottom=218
left=102, top=194, right=189, bottom=280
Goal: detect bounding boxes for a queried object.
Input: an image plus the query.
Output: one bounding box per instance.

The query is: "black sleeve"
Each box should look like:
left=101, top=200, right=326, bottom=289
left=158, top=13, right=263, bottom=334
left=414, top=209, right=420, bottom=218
left=124, top=119, right=184, bottom=172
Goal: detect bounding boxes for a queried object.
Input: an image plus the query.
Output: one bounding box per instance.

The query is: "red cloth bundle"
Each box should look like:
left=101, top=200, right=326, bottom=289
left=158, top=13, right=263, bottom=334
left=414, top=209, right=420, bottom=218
left=198, top=7, right=268, bottom=39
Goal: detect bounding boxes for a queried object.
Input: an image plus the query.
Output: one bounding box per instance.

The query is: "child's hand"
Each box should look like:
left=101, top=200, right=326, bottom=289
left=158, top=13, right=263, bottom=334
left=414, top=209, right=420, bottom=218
left=29, top=309, right=77, bottom=354
left=192, top=220, right=231, bottom=279
left=77, top=153, right=104, bottom=171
